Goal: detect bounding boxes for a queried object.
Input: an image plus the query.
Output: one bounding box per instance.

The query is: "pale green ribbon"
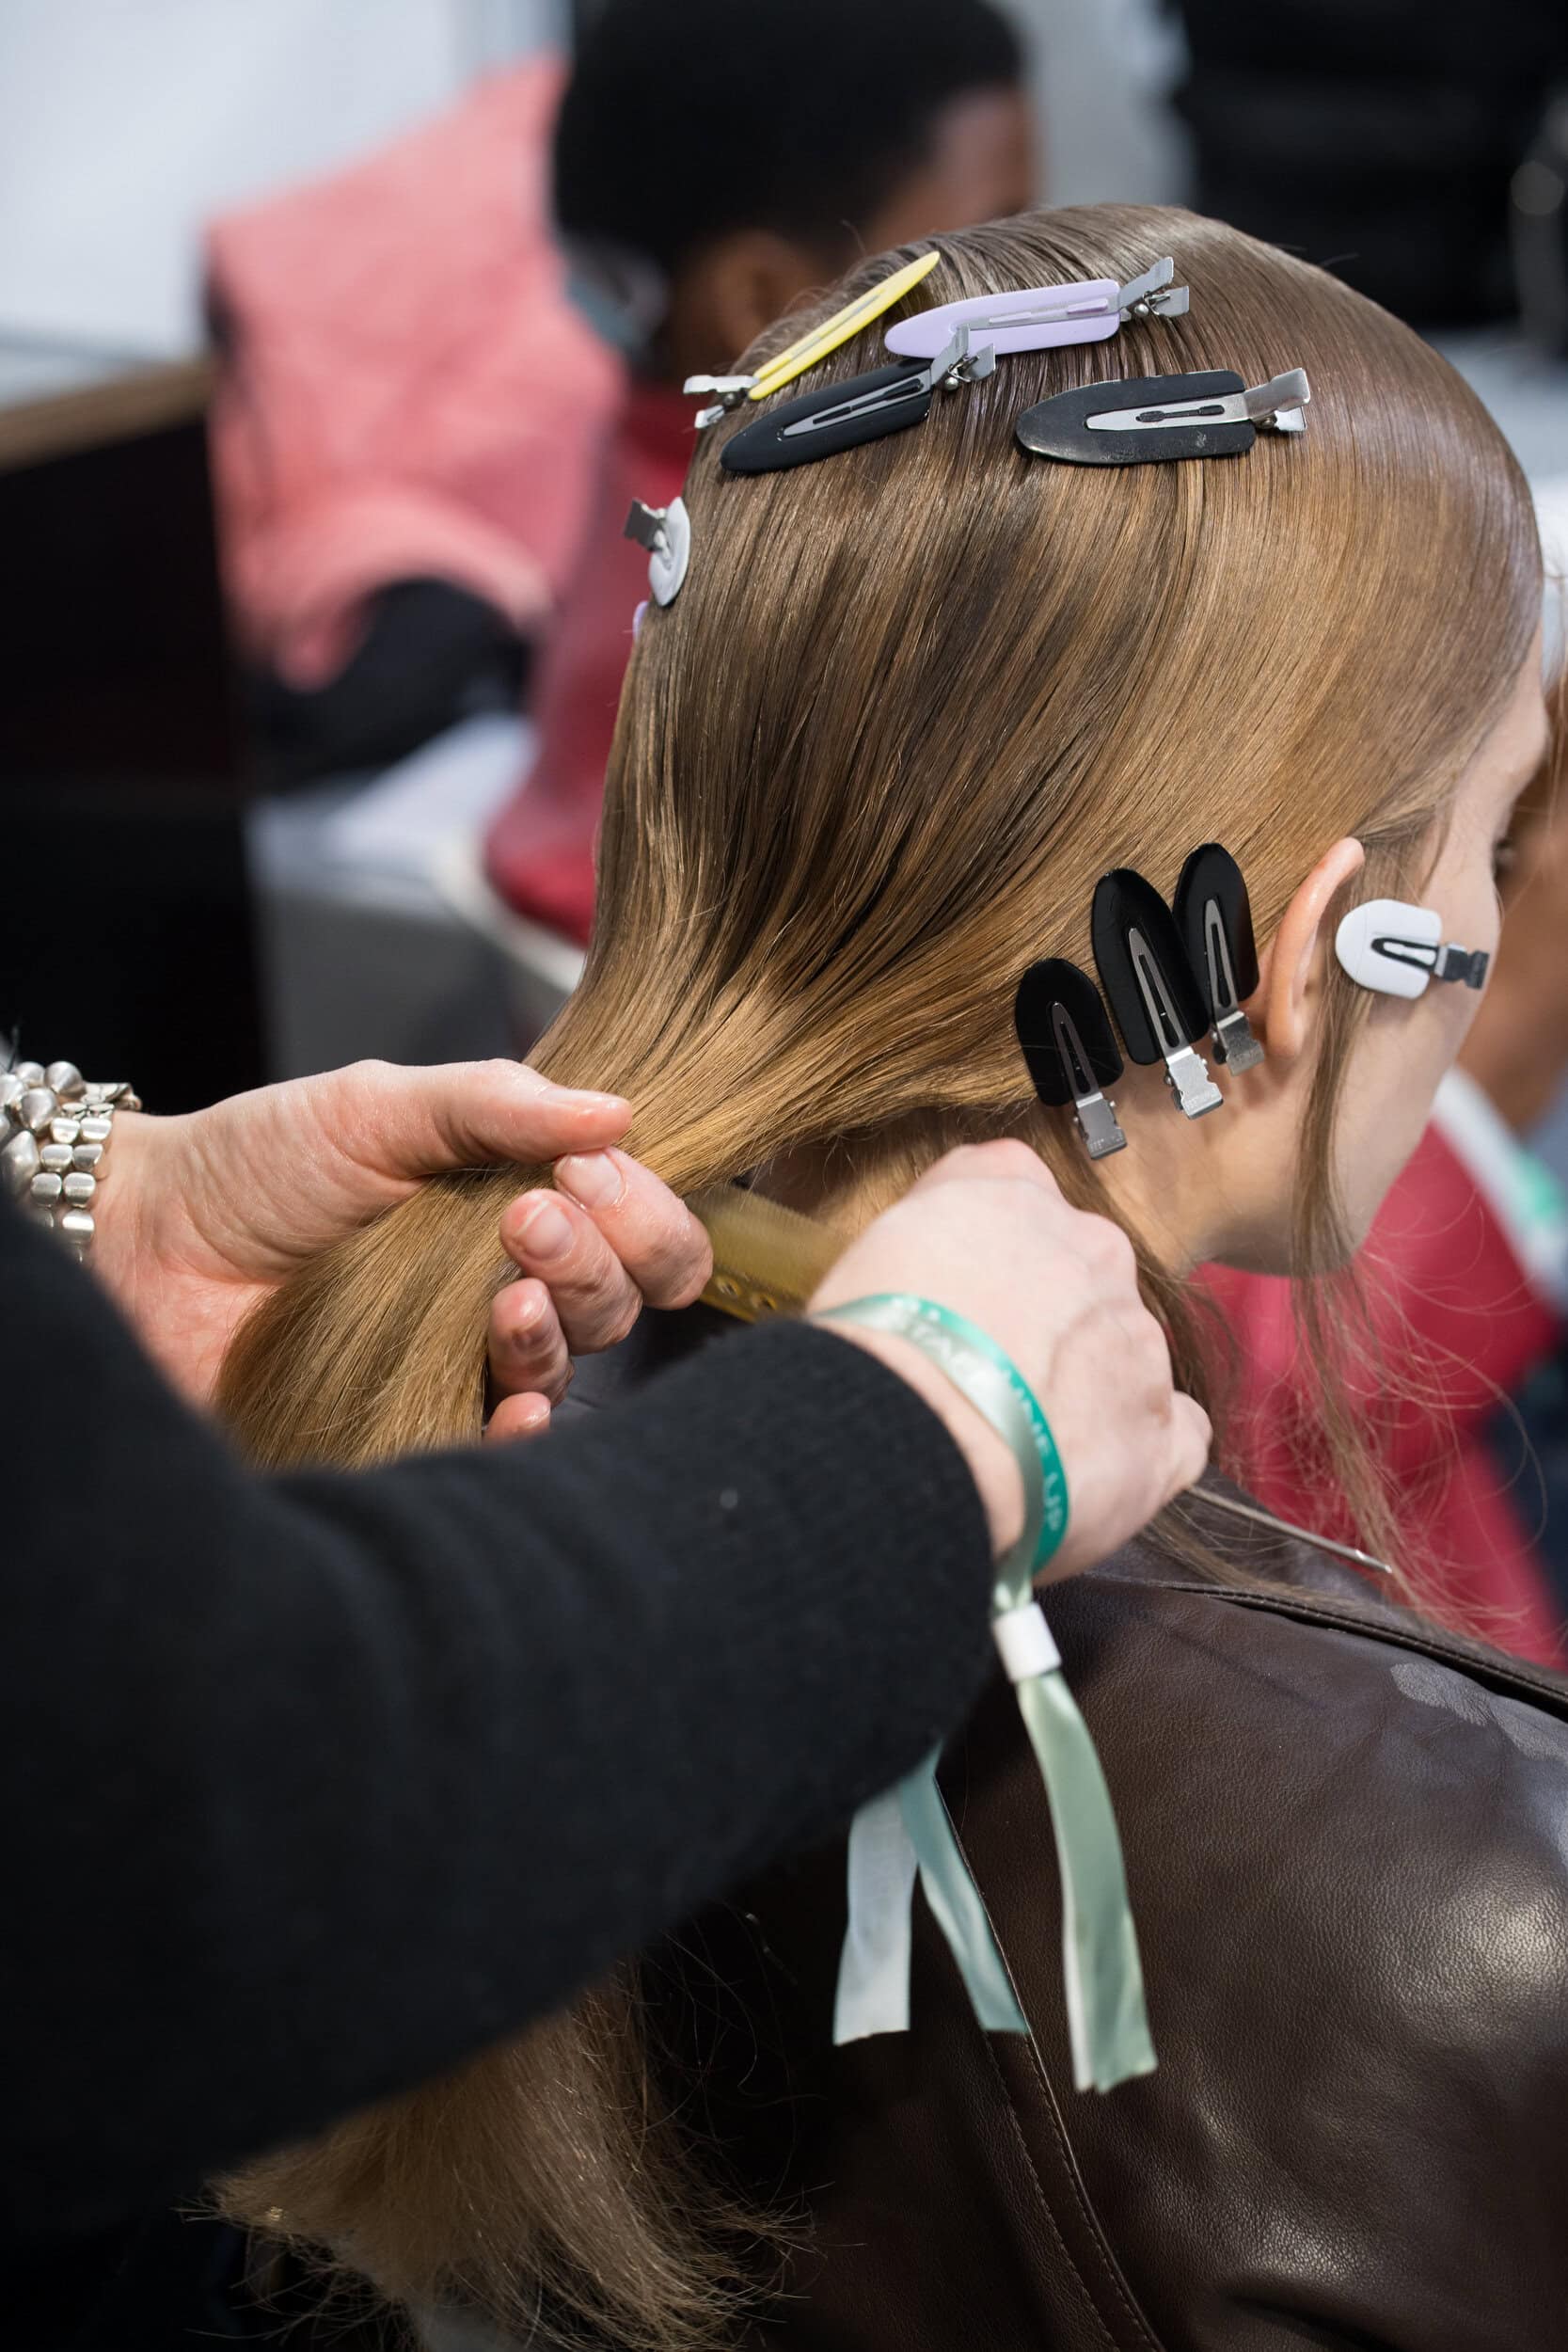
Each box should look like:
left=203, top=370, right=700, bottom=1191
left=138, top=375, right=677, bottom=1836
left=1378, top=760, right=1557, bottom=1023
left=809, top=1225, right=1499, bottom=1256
left=817, top=1294, right=1155, bottom=2093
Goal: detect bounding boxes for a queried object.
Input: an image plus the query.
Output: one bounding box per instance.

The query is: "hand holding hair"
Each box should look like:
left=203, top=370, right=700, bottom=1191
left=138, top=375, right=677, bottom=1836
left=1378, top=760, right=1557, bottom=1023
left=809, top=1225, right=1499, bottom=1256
left=808, top=1139, right=1212, bottom=1572
left=90, top=1059, right=711, bottom=1413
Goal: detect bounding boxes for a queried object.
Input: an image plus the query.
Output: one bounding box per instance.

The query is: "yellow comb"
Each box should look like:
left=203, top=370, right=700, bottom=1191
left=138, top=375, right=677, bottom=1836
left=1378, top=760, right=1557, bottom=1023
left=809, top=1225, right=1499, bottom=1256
left=747, top=248, right=942, bottom=403
left=693, top=1185, right=845, bottom=1323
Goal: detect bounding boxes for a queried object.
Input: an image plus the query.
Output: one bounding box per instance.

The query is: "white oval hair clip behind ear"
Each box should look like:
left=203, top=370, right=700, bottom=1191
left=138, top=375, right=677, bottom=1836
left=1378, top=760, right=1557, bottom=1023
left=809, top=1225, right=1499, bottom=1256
left=1335, top=898, right=1491, bottom=999
left=624, top=495, right=691, bottom=606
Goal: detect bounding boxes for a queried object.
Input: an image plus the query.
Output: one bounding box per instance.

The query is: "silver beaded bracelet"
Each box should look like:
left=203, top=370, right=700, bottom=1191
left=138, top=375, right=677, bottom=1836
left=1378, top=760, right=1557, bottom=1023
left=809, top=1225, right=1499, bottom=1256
left=0, top=1059, right=142, bottom=1261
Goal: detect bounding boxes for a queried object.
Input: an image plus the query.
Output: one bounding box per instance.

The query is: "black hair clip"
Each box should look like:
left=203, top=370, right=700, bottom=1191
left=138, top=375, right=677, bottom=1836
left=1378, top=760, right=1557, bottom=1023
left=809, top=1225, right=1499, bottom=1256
left=1092, top=868, right=1223, bottom=1119
left=1173, top=843, right=1263, bottom=1073
left=1015, top=958, right=1127, bottom=1158
left=1016, top=367, right=1309, bottom=467
left=721, top=325, right=995, bottom=476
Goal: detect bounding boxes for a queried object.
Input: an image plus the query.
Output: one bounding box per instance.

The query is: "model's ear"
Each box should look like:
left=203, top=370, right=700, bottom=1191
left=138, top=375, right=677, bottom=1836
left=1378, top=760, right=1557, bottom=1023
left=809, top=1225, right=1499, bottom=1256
left=1251, top=836, right=1367, bottom=1065
left=682, top=230, right=822, bottom=368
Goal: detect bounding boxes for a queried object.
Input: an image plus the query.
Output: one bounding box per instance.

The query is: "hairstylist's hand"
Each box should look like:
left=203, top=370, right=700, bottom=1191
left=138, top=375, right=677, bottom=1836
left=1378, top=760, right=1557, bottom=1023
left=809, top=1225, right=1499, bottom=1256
left=94, top=1061, right=710, bottom=1411
left=809, top=1140, right=1210, bottom=1578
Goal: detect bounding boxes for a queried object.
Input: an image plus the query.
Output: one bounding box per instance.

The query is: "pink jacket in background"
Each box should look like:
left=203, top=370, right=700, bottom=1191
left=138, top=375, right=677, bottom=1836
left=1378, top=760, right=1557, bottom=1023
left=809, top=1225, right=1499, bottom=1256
left=1207, top=1116, right=1566, bottom=1670
left=206, top=60, right=621, bottom=689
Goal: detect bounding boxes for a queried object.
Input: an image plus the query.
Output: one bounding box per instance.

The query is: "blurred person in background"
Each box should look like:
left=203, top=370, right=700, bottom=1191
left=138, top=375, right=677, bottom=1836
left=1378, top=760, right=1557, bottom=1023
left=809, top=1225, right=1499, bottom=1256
left=483, top=0, right=1034, bottom=944
left=208, top=0, right=1032, bottom=795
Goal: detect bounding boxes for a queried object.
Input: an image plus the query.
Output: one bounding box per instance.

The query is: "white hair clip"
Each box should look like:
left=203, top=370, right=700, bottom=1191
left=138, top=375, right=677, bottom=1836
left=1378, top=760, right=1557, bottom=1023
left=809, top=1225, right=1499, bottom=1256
left=624, top=496, right=691, bottom=606
left=1335, top=899, right=1490, bottom=999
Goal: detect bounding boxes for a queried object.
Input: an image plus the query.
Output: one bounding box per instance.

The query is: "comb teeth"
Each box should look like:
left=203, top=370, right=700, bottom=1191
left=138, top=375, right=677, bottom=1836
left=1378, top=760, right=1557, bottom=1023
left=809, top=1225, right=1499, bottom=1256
left=694, top=1186, right=844, bottom=1322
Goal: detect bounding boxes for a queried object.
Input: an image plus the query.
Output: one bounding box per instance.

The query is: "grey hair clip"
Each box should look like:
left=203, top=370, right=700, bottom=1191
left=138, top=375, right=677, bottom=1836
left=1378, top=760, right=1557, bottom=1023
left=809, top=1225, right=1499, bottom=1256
left=1018, top=367, right=1310, bottom=466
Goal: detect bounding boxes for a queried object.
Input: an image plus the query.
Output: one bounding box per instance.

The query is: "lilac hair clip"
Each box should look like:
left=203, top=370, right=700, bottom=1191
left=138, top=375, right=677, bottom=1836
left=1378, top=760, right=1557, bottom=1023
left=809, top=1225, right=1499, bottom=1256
left=884, top=256, right=1189, bottom=363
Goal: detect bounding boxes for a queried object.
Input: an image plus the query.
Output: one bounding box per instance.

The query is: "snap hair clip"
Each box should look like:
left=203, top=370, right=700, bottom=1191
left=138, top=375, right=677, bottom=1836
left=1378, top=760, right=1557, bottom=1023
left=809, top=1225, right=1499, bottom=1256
left=1334, top=900, right=1491, bottom=1000
left=1015, top=958, right=1128, bottom=1159
left=1173, top=843, right=1263, bottom=1073
left=721, top=323, right=996, bottom=476
left=624, top=495, right=691, bottom=606
left=687, top=248, right=942, bottom=425
left=684, top=373, right=757, bottom=430
left=884, top=255, right=1189, bottom=362
left=1092, top=868, right=1224, bottom=1119
left=1016, top=366, right=1310, bottom=466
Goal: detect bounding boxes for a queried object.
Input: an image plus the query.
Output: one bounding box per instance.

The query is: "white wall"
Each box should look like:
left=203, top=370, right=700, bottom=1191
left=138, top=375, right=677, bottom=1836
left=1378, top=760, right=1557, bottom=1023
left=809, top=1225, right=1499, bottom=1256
left=1009, top=0, right=1192, bottom=208
left=0, top=0, right=561, bottom=358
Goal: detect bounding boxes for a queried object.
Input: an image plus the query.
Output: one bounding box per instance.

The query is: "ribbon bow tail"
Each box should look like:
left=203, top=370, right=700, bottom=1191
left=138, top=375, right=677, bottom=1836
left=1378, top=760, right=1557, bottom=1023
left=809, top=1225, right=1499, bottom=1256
left=834, top=1749, right=1027, bottom=2045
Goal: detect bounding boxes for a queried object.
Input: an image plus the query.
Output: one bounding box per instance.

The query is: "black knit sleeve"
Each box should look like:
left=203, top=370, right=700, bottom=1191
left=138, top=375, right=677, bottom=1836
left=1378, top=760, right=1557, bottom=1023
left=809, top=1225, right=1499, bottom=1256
left=0, top=1204, right=990, bottom=2233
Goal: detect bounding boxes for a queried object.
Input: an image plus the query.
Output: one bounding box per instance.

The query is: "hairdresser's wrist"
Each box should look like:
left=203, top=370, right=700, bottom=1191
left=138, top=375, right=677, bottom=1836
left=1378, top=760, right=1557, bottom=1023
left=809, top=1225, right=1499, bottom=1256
left=821, top=1322, right=1026, bottom=1561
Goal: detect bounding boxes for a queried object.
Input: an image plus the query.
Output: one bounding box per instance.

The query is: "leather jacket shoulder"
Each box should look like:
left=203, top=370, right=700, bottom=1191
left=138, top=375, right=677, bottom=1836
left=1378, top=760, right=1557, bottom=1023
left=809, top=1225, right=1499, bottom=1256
left=571, top=1308, right=1568, bottom=2349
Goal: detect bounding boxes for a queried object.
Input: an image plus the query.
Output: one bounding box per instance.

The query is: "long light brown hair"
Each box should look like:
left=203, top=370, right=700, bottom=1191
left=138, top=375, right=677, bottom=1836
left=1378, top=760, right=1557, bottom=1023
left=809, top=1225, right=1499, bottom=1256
left=215, top=207, right=1543, bottom=2344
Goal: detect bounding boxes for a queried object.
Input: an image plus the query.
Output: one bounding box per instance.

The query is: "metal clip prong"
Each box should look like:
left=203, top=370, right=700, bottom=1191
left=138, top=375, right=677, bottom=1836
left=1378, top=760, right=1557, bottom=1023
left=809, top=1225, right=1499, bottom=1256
left=685, top=373, right=758, bottom=428
left=1116, top=256, right=1191, bottom=320
left=1201, top=901, right=1264, bottom=1072
left=1085, top=367, right=1311, bottom=437
left=1052, top=1003, right=1127, bottom=1158
left=1128, top=928, right=1223, bottom=1118
left=930, top=323, right=997, bottom=390
left=1243, top=368, right=1310, bottom=434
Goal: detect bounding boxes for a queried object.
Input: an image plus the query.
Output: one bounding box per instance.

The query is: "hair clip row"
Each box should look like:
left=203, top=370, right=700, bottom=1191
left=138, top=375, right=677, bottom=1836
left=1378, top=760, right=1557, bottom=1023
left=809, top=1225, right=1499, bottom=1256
left=687, top=251, right=1184, bottom=429
left=1017, top=847, right=1259, bottom=1152
left=1018, top=848, right=1491, bottom=1157
left=713, top=357, right=1308, bottom=479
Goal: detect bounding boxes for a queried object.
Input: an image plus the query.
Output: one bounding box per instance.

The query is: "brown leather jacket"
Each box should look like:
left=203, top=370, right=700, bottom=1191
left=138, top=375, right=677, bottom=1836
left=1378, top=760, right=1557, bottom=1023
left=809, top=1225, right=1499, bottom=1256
left=575, top=1312, right=1568, bottom=2351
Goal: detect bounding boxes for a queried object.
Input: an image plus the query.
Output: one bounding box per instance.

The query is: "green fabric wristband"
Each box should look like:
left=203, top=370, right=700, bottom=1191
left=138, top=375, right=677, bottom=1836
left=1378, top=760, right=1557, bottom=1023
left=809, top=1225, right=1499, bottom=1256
left=816, top=1292, right=1069, bottom=1579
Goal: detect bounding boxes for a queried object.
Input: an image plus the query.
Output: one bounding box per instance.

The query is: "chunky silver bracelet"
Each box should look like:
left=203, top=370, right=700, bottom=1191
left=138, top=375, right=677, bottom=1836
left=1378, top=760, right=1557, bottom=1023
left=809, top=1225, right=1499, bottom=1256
left=0, top=1059, right=142, bottom=1261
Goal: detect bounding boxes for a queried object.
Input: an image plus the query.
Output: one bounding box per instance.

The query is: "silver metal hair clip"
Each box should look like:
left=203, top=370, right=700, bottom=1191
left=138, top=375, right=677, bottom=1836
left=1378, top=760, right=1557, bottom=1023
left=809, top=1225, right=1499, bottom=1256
left=1085, top=368, right=1310, bottom=437
left=624, top=495, right=691, bottom=606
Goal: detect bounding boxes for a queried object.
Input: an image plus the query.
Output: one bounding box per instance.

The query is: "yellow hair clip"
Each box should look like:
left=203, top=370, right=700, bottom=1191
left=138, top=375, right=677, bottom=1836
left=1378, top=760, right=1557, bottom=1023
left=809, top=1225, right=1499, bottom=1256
left=686, top=249, right=942, bottom=424
left=749, top=247, right=942, bottom=400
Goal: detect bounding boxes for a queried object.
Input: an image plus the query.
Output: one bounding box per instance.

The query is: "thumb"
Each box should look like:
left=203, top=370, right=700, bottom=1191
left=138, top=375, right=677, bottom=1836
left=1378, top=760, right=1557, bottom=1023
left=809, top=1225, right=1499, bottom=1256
left=325, top=1059, right=633, bottom=1182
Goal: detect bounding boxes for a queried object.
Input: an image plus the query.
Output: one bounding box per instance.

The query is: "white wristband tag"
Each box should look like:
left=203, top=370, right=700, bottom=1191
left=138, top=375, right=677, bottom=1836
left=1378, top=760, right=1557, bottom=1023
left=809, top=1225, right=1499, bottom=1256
left=992, top=1600, right=1060, bottom=1684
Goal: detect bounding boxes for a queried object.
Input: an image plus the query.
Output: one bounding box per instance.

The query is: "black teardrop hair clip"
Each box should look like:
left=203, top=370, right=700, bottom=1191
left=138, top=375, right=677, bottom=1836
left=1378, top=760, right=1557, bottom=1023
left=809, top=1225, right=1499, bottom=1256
left=1173, top=843, right=1262, bottom=1071
left=1014, top=958, right=1127, bottom=1159
left=1016, top=368, right=1309, bottom=467
left=721, top=324, right=995, bottom=476
left=1091, top=868, right=1224, bottom=1120
left=1014, top=847, right=1265, bottom=1151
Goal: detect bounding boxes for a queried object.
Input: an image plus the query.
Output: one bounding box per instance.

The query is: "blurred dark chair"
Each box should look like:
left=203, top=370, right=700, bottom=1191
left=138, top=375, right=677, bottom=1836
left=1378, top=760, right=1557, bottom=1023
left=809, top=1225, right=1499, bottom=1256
left=1177, top=0, right=1568, bottom=326
left=0, top=344, right=264, bottom=1110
